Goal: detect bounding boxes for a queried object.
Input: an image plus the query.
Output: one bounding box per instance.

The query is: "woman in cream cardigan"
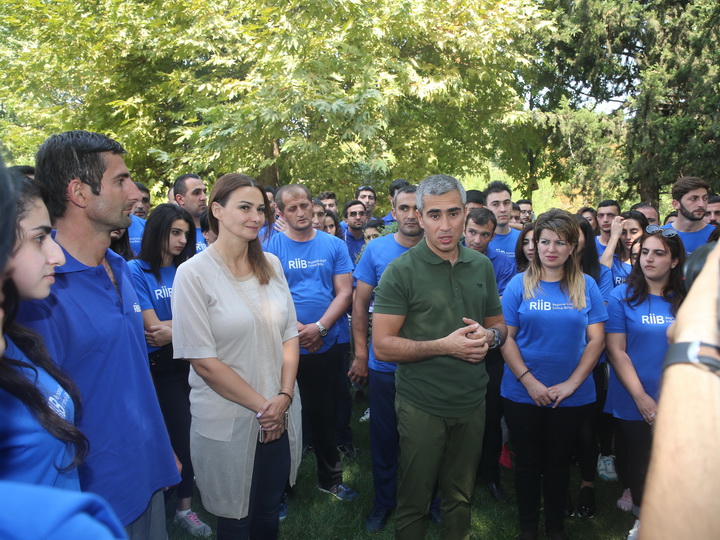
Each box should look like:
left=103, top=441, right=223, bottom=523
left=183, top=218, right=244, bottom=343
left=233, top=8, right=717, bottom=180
left=172, top=174, right=301, bottom=540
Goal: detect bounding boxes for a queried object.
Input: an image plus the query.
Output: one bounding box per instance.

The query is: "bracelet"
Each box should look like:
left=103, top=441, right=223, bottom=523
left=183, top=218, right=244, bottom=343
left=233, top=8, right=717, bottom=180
left=280, top=386, right=293, bottom=392
left=278, top=391, right=293, bottom=404
left=516, top=369, right=531, bottom=382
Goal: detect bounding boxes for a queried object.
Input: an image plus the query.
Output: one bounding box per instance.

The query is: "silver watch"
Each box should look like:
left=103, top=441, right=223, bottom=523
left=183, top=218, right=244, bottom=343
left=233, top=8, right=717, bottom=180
left=315, top=321, right=328, bottom=337
left=488, top=328, right=501, bottom=350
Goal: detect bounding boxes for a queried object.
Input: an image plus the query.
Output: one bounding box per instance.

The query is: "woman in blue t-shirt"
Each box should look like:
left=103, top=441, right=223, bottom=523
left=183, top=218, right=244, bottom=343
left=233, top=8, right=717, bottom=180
left=605, top=229, right=686, bottom=538
left=1, top=173, right=88, bottom=490
left=600, top=211, right=649, bottom=287
left=501, top=209, right=608, bottom=540
left=128, top=203, right=211, bottom=537
left=514, top=222, right=535, bottom=272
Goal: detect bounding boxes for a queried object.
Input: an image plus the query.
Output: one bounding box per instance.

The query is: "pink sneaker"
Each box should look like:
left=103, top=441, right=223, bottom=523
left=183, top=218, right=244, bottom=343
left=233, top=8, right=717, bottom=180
left=616, top=488, right=633, bottom=512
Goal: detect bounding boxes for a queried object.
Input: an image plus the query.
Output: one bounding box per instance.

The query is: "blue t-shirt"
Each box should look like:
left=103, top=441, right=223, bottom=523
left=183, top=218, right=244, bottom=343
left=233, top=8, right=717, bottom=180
left=596, top=265, right=614, bottom=301
left=486, top=246, right=516, bottom=296
left=344, top=231, right=366, bottom=265
left=382, top=211, right=395, bottom=224
left=604, top=284, right=674, bottom=421
left=501, top=273, right=609, bottom=407
left=195, top=228, right=208, bottom=253
left=489, top=227, right=520, bottom=259
left=16, top=248, right=180, bottom=526
left=1, top=481, right=126, bottom=540
left=0, top=336, right=79, bottom=491
left=610, top=256, right=632, bottom=287
left=127, top=214, right=145, bottom=256
left=128, top=261, right=177, bottom=353
left=265, top=231, right=354, bottom=354
left=353, top=234, right=412, bottom=372
left=661, top=222, right=713, bottom=255
left=595, top=236, right=607, bottom=257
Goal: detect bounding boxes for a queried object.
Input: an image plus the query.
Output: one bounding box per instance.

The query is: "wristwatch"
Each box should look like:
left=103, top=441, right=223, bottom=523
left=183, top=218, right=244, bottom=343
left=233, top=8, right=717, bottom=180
left=315, top=321, right=328, bottom=337
left=488, top=328, right=501, bottom=350
left=664, top=341, right=720, bottom=374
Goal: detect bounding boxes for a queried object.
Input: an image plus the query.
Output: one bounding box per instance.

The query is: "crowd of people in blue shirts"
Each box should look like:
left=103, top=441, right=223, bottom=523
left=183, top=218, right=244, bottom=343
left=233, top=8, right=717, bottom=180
left=1, top=129, right=718, bottom=540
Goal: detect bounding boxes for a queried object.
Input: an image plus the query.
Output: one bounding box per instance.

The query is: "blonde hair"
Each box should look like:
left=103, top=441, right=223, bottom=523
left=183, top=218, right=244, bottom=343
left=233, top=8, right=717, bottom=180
left=523, top=208, right=586, bottom=310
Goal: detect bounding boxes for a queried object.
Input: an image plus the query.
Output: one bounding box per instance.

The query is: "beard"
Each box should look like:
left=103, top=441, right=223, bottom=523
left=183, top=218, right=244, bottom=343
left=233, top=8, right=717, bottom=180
left=678, top=202, right=704, bottom=222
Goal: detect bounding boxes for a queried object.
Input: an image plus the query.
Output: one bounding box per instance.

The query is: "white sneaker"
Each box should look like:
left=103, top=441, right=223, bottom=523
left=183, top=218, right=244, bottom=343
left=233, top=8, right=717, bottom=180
left=174, top=510, right=212, bottom=537
left=359, top=408, right=370, bottom=422
left=597, top=454, right=618, bottom=481
left=627, top=519, right=640, bottom=540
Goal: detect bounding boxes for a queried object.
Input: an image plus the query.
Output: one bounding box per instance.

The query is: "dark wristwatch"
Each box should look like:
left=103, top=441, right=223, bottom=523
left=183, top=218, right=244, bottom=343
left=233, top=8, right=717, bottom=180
left=315, top=321, right=328, bottom=337
left=488, top=328, right=501, bottom=350
left=664, top=341, right=720, bottom=374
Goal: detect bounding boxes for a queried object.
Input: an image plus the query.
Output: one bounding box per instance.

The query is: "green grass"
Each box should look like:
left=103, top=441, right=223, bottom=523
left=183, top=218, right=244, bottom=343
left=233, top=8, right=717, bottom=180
left=168, top=395, right=636, bottom=539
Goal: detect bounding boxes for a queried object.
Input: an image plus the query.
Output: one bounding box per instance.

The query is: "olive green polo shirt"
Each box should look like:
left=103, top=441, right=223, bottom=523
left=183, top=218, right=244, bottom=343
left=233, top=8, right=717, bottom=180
left=373, top=238, right=503, bottom=417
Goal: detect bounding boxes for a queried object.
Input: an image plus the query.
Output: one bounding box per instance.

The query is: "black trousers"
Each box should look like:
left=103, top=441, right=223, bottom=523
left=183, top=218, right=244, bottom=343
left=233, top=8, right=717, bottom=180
left=216, top=433, right=290, bottom=540
left=616, top=419, right=652, bottom=511
left=297, top=343, right=344, bottom=488
left=504, top=399, right=591, bottom=536
left=153, top=361, right=194, bottom=499
left=479, top=348, right=505, bottom=484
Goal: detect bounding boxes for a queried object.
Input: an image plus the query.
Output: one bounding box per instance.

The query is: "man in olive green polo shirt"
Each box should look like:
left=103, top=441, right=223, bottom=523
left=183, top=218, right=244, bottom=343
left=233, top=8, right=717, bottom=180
left=373, top=174, right=507, bottom=540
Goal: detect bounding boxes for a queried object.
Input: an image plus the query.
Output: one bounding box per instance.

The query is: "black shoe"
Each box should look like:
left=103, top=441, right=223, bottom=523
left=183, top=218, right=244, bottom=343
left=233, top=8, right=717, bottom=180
left=577, top=486, right=595, bottom=518
left=565, top=492, right=574, bottom=517
left=429, top=504, right=442, bottom=526
left=365, top=506, right=391, bottom=533
left=487, top=481, right=509, bottom=502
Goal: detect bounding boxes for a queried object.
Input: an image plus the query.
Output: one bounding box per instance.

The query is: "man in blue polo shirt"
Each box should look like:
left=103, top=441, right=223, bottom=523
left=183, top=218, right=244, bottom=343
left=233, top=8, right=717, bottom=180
left=173, top=173, right=208, bottom=253
left=350, top=185, right=426, bottom=532
left=265, top=184, right=358, bottom=502
left=17, top=131, right=180, bottom=539
left=485, top=181, right=520, bottom=258
left=662, top=176, right=713, bottom=255
left=381, top=179, right=411, bottom=224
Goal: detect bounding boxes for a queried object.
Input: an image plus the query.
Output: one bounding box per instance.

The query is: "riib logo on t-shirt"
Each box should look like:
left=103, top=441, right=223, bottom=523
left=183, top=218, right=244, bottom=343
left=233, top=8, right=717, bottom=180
left=641, top=314, right=674, bottom=325
left=154, top=285, right=172, bottom=300
left=133, top=303, right=142, bottom=313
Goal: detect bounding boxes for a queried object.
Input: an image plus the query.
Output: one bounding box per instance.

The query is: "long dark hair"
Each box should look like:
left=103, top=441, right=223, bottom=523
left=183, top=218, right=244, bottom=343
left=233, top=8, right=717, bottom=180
left=576, top=215, right=602, bottom=284
left=515, top=222, right=535, bottom=272
left=137, top=204, right=196, bottom=281
left=614, top=211, right=649, bottom=259
left=625, top=232, right=686, bottom=316
left=109, top=228, right=134, bottom=261
left=1, top=174, right=89, bottom=471
left=209, top=174, right=276, bottom=285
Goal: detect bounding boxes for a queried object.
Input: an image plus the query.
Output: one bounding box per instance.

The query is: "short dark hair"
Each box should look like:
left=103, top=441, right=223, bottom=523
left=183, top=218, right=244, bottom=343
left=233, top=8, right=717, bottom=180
left=465, top=207, right=497, bottom=230
left=8, top=165, right=35, bottom=179
left=672, top=176, right=709, bottom=202
left=512, top=202, right=520, bottom=211
left=263, top=185, right=277, bottom=197
left=137, top=204, right=196, bottom=279
left=517, top=199, right=532, bottom=206
left=393, top=185, right=417, bottom=208
left=173, top=174, right=202, bottom=197
left=134, top=181, right=149, bottom=194
left=317, top=190, right=336, bottom=201
left=465, top=189, right=485, bottom=206
left=343, top=199, right=366, bottom=218
left=312, top=198, right=325, bottom=208
left=578, top=206, right=596, bottom=215
left=35, top=130, right=127, bottom=220
left=708, top=194, right=720, bottom=205
left=275, top=184, right=312, bottom=212
left=355, top=185, right=376, bottom=198
left=484, top=180, right=512, bottom=198
left=597, top=199, right=621, bottom=213
left=199, top=208, right=211, bottom=233
left=664, top=210, right=678, bottom=224
left=364, top=218, right=384, bottom=231
left=388, top=179, right=410, bottom=197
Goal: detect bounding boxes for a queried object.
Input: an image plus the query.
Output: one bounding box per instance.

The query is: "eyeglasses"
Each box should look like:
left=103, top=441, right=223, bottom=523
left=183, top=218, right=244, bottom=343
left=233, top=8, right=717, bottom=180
left=520, top=210, right=532, bottom=215
left=348, top=211, right=367, bottom=217
left=646, top=224, right=677, bottom=238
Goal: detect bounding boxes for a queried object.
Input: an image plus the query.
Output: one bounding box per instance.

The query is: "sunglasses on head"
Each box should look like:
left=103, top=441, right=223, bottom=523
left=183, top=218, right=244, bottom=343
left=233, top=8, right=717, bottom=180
left=646, top=224, right=677, bottom=238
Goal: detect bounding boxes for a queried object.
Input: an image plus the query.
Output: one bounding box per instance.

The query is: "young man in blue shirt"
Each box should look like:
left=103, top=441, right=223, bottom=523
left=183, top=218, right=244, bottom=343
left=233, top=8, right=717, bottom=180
left=17, top=131, right=180, bottom=539
left=350, top=185, right=426, bottom=532
left=173, top=173, right=208, bottom=253
left=265, top=184, right=358, bottom=502
left=662, top=176, right=713, bottom=255
left=485, top=181, right=521, bottom=258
